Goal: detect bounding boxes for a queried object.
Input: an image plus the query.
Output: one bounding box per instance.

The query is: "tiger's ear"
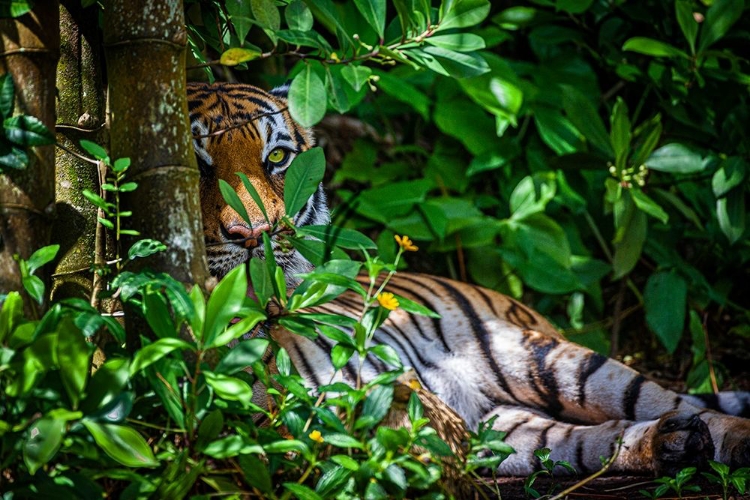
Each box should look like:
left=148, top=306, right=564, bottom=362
left=270, top=82, right=290, bottom=99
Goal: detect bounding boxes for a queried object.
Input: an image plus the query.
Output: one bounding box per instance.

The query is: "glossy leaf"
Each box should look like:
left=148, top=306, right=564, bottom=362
left=204, top=371, right=254, bottom=407
left=341, top=65, right=372, bottom=92
left=219, top=178, right=251, bottom=226
left=285, top=0, right=313, bottom=30
left=225, top=0, right=253, bottom=42
left=622, top=37, right=688, bottom=58
left=204, top=265, right=248, bottom=347
left=439, top=0, right=491, bottom=31
left=251, top=0, right=281, bottom=30
left=698, top=0, right=744, bottom=51
left=3, top=115, right=55, bottom=146
left=220, top=47, right=262, bottom=66
left=562, top=86, right=613, bottom=157
left=284, top=146, right=325, bottom=218
left=288, top=64, right=327, bottom=127
left=129, top=338, right=194, bottom=376
left=426, top=32, right=485, bottom=52
left=83, top=421, right=158, bottom=467
left=0, top=73, right=14, bottom=118
left=712, top=157, right=746, bottom=198
left=645, top=143, right=704, bottom=174
left=57, top=319, right=90, bottom=408
left=716, top=189, right=745, bottom=244
left=215, top=338, right=269, bottom=374
left=676, top=0, right=698, bottom=54
left=23, top=417, right=65, bottom=474
left=238, top=172, right=270, bottom=225
left=644, top=271, right=687, bottom=353
left=353, top=0, right=385, bottom=38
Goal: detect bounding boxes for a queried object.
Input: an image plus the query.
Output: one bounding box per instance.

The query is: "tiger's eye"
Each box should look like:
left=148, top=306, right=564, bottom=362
left=268, top=147, right=287, bottom=164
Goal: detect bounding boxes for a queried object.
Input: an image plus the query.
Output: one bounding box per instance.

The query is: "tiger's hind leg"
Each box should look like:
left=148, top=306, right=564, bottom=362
left=482, top=406, right=714, bottom=476
left=680, top=392, right=750, bottom=417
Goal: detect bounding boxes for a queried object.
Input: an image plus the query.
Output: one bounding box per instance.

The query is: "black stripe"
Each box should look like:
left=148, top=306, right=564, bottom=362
left=430, top=276, right=519, bottom=404
left=576, top=353, right=607, bottom=406
left=522, top=333, right=563, bottom=418
left=623, top=375, right=646, bottom=420
left=382, top=278, right=451, bottom=353
left=500, top=417, right=526, bottom=440
left=537, top=422, right=556, bottom=454
left=288, top=341, right=321, bottom=389
left=575, top=438, right=587, bottom=473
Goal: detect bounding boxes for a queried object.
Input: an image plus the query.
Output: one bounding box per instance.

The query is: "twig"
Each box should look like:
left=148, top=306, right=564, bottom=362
left=702, top=312, right=720, bottom=394
left=548, top=435, right=623, bottom=500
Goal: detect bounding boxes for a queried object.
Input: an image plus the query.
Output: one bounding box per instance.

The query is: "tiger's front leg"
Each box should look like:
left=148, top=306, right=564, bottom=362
left=483, top=405, right=715, bottom=476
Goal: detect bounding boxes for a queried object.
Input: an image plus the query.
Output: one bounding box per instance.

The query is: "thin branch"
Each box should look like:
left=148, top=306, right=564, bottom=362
left=548, top=434, right=624, bottom=500
left=55, top=141, right=99, bottom=165
left=193, top=107, right=289, bottom=140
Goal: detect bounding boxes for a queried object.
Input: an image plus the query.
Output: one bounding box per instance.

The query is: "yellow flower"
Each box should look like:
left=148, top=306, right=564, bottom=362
left=309, top=430, right=324, bottom=443
left=408, top=378, right=422, bottom=391
left=377, top=292, right=399, bottom=311
left=395, top=234, right=418, bottom=252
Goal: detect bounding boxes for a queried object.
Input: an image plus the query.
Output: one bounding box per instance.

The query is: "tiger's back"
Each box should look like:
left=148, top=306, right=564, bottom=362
left=187, top=81, right=750, bottom=477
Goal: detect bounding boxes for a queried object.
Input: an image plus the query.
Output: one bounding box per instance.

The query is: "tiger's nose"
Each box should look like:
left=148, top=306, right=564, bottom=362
left=226, top=223, right=271, bottom=249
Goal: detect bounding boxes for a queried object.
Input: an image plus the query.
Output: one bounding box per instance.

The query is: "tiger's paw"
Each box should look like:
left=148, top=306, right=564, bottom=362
left=653, top=412, right=714, bottom=476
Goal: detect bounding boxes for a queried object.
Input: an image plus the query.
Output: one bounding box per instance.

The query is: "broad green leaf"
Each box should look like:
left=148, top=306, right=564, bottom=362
left=325, top=69, right=351, bottom=113
left=204, top=371, right=254, bottom=407
left=210, top=307, right=266, bottom=348
left=288, top=64, right=327, bottom=127
left=215, top=338, right=269, bottom=375
left=225, top=0, right=253, bottom=42
left=439, top=0, right=491, bottom=31
left=612, top=199, right=647, bottom=279
left=323, top=433, right=365, bottom=449
left=0, top=0, right=33, bottom=18
left=79, top=139, right=109, bottom=161
left=239, top=455, right=273, bottom=494
left=220, top=47, right=262, bottom=67
left=129, top=338, right=194, bottom=377
left=644, top=271, right=687, bottom=353
left=562, top=86, right=614, bottom=157
left=353, top=0, right=385, bottom=38
left=373, top=70, right=430, bottom=120
left=676, top=0, right=698, bottom=54
left=219, top=178, right=251, bottom=226
left=645, top=143, right=704, bottom=174
left=276, top=29, right=330, bottom=50
left=331, top=344, right=355, bottom=370
left=57, top=319, right=90, bottom=408
left=83, top=421, right=158, bottom=467
left=80, top=358, right=130, bottom=414
left=23, top=417, right=65, bottom=474
left=284, top=146, right=325, bottom=218
left=556, top=0, right=593, bottom=13
left=128, top=239, right=167, bottom=260
left=631, top=190, right=669, bottom=224
left=341, top=65, right=372, bottom=92
left=204, top=265, right=247, bottom=347
left=630, top=114, right=662, bottom=167
left=26, top=245, right=61, bottom=277
left=492, top=6, right=539, bottom=30
left=408, top=391, right=423, bottom=422
left=251, top=0, right=281, bottom=30
left=238, top=172, right=270, bottom=225
left=0, top=140, right=28, bottom=169
left=419, top=46, right=490, bottom=78
left=534, top=108, right=585, bottom=155
left=698, top=0, right=744, bottom=51
left=283, top=483, right=324, bottom=500
left=250, top=257, right=273, bottom=308
left=712, top=156, right=746, bottom=198
left=0, top=73, right=14, bottom=118
left=0, top=291, right=23, bottom=343
left=196, top=410, right=224, bottom=451
left=264, top=439, right=309, bottom=454
left=202, top=435, right=263, bottom=458
left=22, top=275, right=44, bottom=304
left=285, top=0, right=313, bottom=30
left=610, top=97, right=631, bottom=169
left=3, top=115, right=54, bottom=146
left=369, top=344, right=402, bottom=367
left=509, top=175, right=556, bottom=220
left=356, top=384, right=393, bottom=430
left=295, top=225, right=376, bottom=250
left=392, top=294, right=441, bottom=318
left=716, top=189, right=745, bottom=244
left=316, top=465, right=353, bottom=497
left=426, top=32, right=485, bottom=52
left=142, top=290, right=176, bottom=338
left=622, top=37, right=689, bottom=58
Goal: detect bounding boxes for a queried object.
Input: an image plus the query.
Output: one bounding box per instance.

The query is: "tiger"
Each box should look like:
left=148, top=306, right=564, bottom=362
left=187, top=81, right=750, bottom=477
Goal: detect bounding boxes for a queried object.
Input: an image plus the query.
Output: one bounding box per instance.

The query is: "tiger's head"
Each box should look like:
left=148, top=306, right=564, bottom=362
left=187, top=82, right=330, bottom=282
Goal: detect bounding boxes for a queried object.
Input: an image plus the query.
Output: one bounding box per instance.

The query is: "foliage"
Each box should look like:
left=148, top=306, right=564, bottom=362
left=639, top=466, right=701, bottom=499
left=0, top=73, right=55, bottom=171
left=523, top=447, right=576, bottom=498
left=187, top=0, right=750, bottom=385
left=702, top=460, right=750, bottom=500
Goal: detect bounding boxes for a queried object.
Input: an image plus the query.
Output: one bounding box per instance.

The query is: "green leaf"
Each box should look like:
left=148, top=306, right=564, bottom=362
left=612, top=199, right=647, bottom=279
left=562, top=86, right=614, bottom=157
left=426, top=33, right=485, bottom=52
left=392, top=294, right=441, bottom=319
left=250, top=257, right=273, bottom=307
left=534, top=108, right=585, bottom=155
left=142, top=290, right=176, bottom=338
left=712, top=156, right=746, bottom=198
left=57, top=319, right=90, bottom=408
left=204, top=371, right=254, bottom=407
left=80, top=358, right=130, bottom=414
left=408, top=391, right=423, bottom=422
left=295, top=225, right=376, bottom=250
left=419, top=46, right=490, bottom=78
left=353, top=0, right=385, bottom=38
left=0, top=0, right=33, bottom=18
left=251, top=0, right=281, bottom=30
left=0, top=73, right=14, bottom=118
left=215, top=338, right=269, bottom=375
left=225, top=0, right=253, bottom=42
left=676, top=0, right=698, bottom=54
left=196, top=409, right=224, bottom=451
left=210, top=308, right=266, bottom=348
left=238, top=172, right=270, bottom=226
left=219, top=47, right=262, bottom=66
left=331, top=344, right=355, bottom=370
left=283, top=483, right=324, bottom=500
left=204, top=265, right=248, bottom=347
left=129, top=338, right=194, bottom=377
left=439, top=0, right=491, bottom=31
left=3, top=115, right=54, bottom=146
left=128, top=239, right=167, bottom=260
left=622, top=37, right=689, bottom=58
left=698, top=0, right=744, bottom=51
left=341, top=65, right=372, bottom=92
left=716, top=189, right=745, bottom=244
left=82, top=421, right=158, bottom=467
left=324, top=433, right=365, bottom=449
left=373, top=70, right=430, bottom=120
left=644, top=271, right=687, bottom=353
left=368, top=344, right=402, bottom=368
left=284, top=146, right=325, bottom=218
left=26, top=244, right=59, bottom=275
left=0, top=291, right=23, bottom=343
left=285, top=0, right=313, bottom=30
left=631, top=190, right=669, bottom=224
left=22, top=275, right=45, bottom=304
left=203, top=435, right=263, bottom=458
left=316, top=465, right=352, bottom=497
left=23, top=417, right=65, bottom=475
left=356, top=384, right=393, bottom=430
left=645, top=143, right=704, bottom=174
left=239, top=455, right=273, bottom=493
left=288, top=64, right=327, bottom=127
left=79, top=139, right=109, bottom=162
left=118, top=182, right=137, bottom=192
left=219, top=178, right=251, bottom=226
left=610, top=97, right=631, bottom=169
left=0, top=140, right=28, bottom=169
